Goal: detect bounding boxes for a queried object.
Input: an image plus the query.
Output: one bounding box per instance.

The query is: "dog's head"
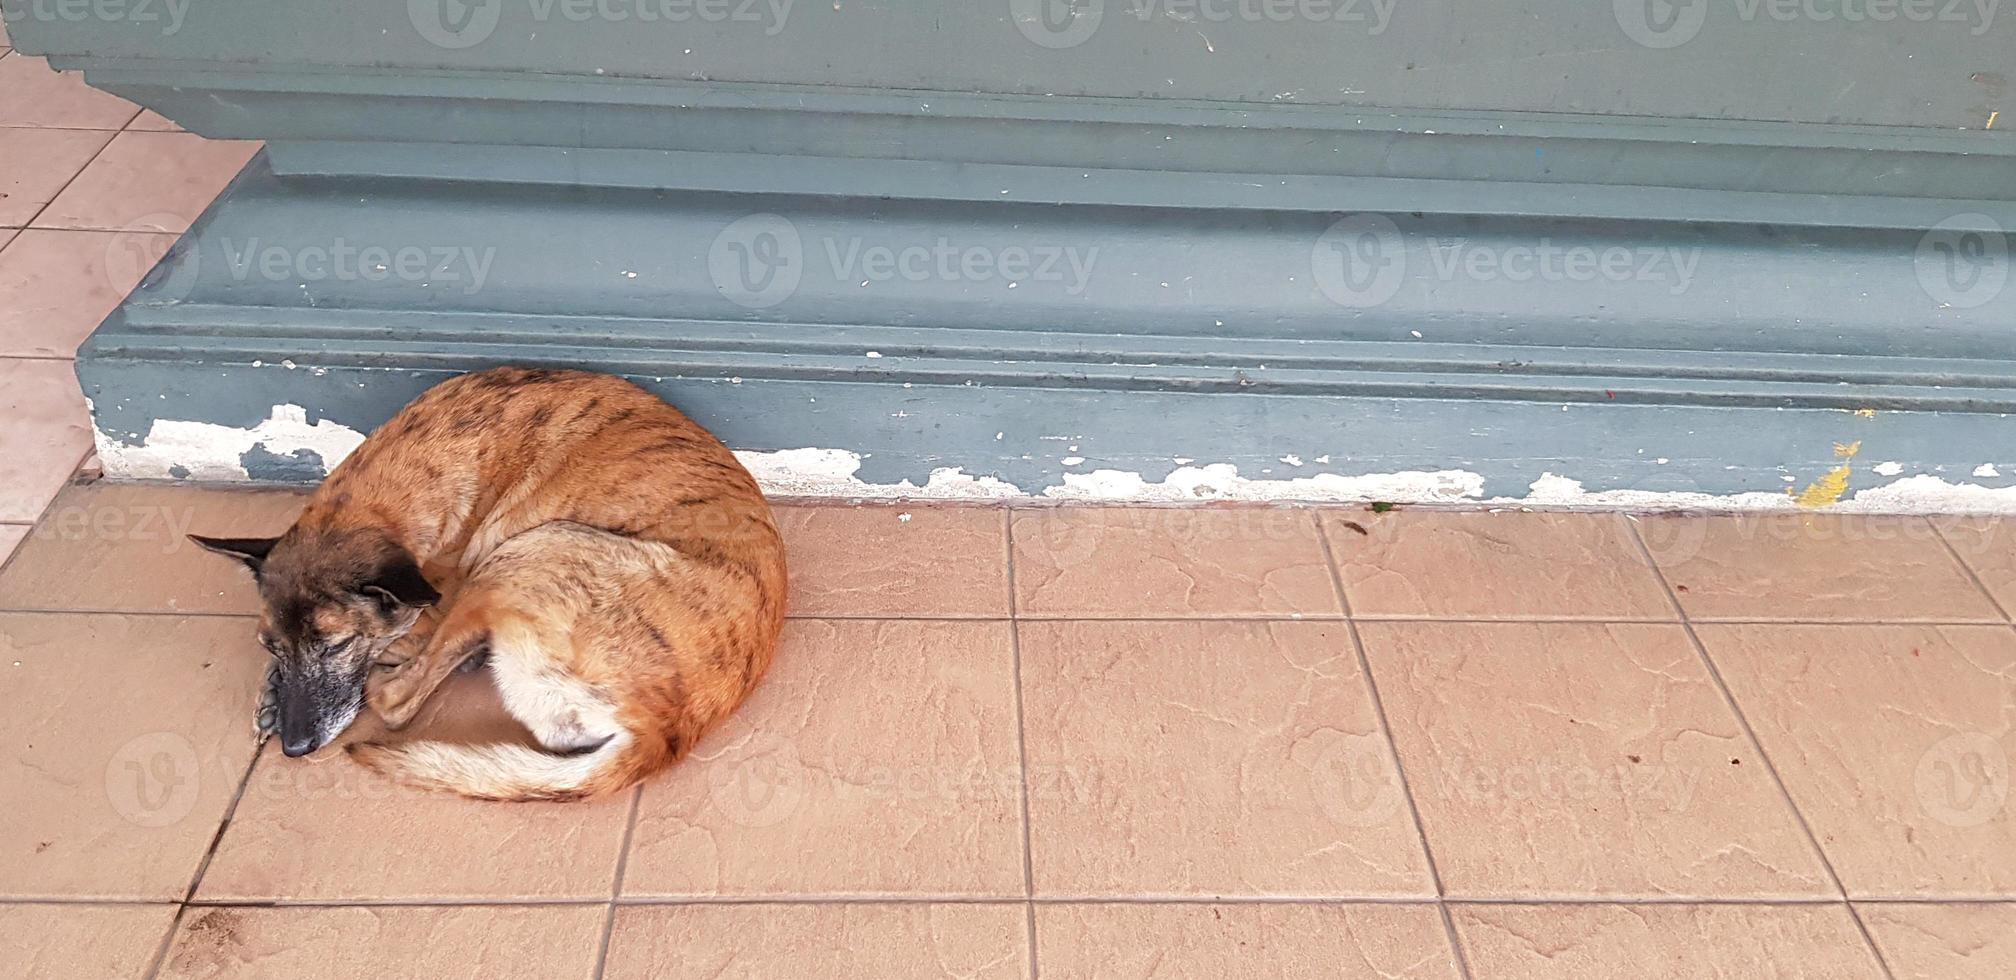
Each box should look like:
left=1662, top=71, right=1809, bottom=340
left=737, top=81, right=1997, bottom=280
left=191, top=529, right=439, bottom=757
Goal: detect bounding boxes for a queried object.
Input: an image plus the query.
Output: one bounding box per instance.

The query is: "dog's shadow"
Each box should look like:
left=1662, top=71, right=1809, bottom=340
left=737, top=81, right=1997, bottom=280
left=337, top=669, right=541, bottom=753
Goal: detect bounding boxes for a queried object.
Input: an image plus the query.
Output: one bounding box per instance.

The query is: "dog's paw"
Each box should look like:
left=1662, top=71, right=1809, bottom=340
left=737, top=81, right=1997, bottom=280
left=254, top=664, right=281, bottom=739
left=368, top=671, right=426, bottom=731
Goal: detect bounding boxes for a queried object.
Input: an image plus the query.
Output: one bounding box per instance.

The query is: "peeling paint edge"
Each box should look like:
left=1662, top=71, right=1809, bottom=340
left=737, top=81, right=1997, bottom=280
left=92, top=409, right=2016, bottom=515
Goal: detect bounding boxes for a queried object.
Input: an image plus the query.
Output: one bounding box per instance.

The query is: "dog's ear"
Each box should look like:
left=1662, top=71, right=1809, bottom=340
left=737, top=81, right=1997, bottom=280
left=358, top=551, right=440, bottom=612
left=188, top=535, right=279, bottom=573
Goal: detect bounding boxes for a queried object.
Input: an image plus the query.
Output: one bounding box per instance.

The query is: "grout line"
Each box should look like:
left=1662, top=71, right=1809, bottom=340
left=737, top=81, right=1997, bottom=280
left=183, top=897, right=613, bottom=908
left=1623, top=520, right=1897, bottom=980
left=0, top=442, right=93, bottom=581
left=141, top=739, right=267, bottom=980
left=0, top=898, right=182, bottom=907
left=8, top=603, right=2012, bottom=627
left=13, top=115, right=127, bottom=230
left=1927, top=519, right=2015, bottom=624
left=1002, top=509, right=1041, bottom=980
left=140, top=894, right=2016, bottom=909
left=590, top=785, right=645, bottom=980
left=1311, top=513, right=1474, bottom=980
left=0, top=608, right=260, bottom=620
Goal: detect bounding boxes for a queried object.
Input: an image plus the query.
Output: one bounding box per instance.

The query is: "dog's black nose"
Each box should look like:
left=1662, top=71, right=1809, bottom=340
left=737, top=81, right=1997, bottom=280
left=281, top=735, right=317, bottom=757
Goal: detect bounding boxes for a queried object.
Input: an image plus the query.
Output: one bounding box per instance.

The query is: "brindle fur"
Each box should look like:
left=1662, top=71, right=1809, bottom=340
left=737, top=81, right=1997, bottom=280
left=192, top=367, right=788, bottom=801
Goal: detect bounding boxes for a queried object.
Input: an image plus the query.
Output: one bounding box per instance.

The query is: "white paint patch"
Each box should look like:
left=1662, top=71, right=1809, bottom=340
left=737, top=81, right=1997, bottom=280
left=731, top=447, right=1020, bottom=499
left=90, top=420, right=2016, bottom=515
left=1044, top=464, right=1486, bottom=503
left=1509, top=473, right=2016, bottom=515
left=95, top=404, right=366, bottom=481
left=1871, top=461, right=1905, bottom=477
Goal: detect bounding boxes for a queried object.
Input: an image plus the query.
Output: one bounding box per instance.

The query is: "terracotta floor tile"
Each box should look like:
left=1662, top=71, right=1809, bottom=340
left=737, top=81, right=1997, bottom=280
left=1359, top=622, right=1831, bottom=898
left=1012, top=507, right=1339, bottom=617
left=1020, top=620, right=1431, bottom=897
left=1326, top=510, right=1674, bottom=620
left=776, top=503, right=1008, bottom=616
left=604, top=904, right=1027, bottom=979
left=0, top=229, right=15, bottom=250
left=34, top=131, right=257, bottom=233
left=1702, top=624, right=2016, bottom=896
left=0, top=903, right=178, bottom=978
left=0, top=228, right=176, bottom=357
left=1452, top=904, right=1884, bottom=979
left=0, top=358, right=89, bottom=523
left=1933, top=517, right=2016, bottom=615
left=1644, top=514, right=1999, bottom=621
left=197, top=672, right=631, bottom=901
left=157, top=905, right=605, bottom=980
left=0, top=52, right=140, bottom=128
left=1036, top=903, right=1461, bottom=978
left=0, top=613, right=263, bottom=898
left=624, top=619, right=1023, bottom=897
left=1859, top=903, right=2016, bottom=980
left=0, top=483, right=305, bottom=613
left=0, top=128, right=114, bottom=226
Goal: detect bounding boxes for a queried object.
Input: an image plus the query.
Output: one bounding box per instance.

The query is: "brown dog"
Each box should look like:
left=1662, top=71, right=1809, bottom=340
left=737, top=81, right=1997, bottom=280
left=192, top=367, right=787, bottom=801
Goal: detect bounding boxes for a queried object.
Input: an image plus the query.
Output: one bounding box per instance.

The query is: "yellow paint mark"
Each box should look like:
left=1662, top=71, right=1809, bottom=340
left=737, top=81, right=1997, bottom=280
left=1989, top=110, right=2001, bottom=130
left=1852, top=408, right=1877, bottom=419
left=1790, top=441, right=1860, bottom=508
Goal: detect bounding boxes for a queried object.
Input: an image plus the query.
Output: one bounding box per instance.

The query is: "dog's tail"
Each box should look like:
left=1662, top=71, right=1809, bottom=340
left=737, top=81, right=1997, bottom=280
left=347, top=730, right=665, bottom=802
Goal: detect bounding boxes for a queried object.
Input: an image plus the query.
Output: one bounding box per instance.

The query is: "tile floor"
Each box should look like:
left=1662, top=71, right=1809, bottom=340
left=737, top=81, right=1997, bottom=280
left=0, top=42, right=260, bottom=547
left=4, top=39, right=2016, bottom=980
left=4, top=489, right=2016, bottom=979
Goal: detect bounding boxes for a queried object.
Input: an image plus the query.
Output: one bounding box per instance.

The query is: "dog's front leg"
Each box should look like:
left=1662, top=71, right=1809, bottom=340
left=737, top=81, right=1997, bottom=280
left=373, top=607, right=441, bottom=670
left=368, top=604, right=491, bottom=730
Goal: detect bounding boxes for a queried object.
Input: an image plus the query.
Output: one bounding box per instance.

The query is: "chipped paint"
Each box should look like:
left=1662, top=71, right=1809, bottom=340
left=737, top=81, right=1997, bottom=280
left=731, top=447, right=1021, bottom=499
left=84, top=414, right=2016, bottom=513
left=1044, top=465, right=1486, bottom=503
left=93, top=404, right=366, bottom=481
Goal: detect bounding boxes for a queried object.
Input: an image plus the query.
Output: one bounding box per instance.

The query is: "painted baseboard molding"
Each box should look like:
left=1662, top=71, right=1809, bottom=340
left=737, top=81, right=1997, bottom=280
left=74, top=153, right=2016, bottom=510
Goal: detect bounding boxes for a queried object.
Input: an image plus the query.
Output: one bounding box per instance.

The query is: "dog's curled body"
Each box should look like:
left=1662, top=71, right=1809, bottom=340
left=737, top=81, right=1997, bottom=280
left=202, top=368, right=787, bottom=801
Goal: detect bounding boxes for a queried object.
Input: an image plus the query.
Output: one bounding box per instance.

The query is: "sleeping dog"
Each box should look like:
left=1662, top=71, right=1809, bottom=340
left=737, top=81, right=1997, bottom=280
left=192, top=367, right=787, bottom=801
